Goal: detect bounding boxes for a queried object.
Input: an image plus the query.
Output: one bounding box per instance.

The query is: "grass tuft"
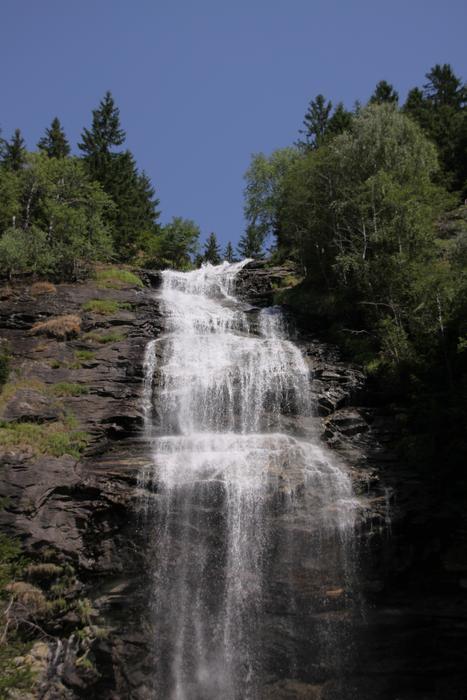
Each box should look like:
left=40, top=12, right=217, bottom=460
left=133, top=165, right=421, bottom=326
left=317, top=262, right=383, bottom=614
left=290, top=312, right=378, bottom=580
left=50, top=382, right=89, bottom=398
left=95, top=268, right=143, bottom=288
left=84, top=330, right=127, bottom=344
left=82, top=299, right=131, bottom=315
left=0, top=419, right=89, bottom=458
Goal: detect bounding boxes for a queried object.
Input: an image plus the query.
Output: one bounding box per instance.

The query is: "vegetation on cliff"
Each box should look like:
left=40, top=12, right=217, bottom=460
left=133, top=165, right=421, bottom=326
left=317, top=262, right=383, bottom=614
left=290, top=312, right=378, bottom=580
left=243, top=63, right=467, bottom=485
left=0, top=93, right=204, bottom=280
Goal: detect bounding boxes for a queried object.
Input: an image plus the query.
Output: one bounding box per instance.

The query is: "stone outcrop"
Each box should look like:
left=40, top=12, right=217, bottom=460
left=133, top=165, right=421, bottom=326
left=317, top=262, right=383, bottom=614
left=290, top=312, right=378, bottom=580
left=0, top=275, right=162, bottom=698
left=1, top=263, right=466, bottom=698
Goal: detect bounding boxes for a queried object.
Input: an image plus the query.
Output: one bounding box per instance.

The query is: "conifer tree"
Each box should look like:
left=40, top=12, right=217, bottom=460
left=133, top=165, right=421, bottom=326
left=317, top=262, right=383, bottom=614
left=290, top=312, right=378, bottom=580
left=404, top=64, right=467, bottom=192
left=37, top=117, right=70, bottom=158
left=327, top=102, right=353, bottom=136
left=203, top=232, right=221, bottom=264
left=237, top=226, right=263, bottom=259
left=78, top=91, right=125, bottom=164
left=423, top=64, right=466, bottom=107
left=369, top=80, right=399, bottom=105
left=2, top=129, right=26, bottom=171
left=298, top=94, right=332, bottom=150
left=224, top=241, right=235, bottom=262
left=78, top=92, right=160, bottom=259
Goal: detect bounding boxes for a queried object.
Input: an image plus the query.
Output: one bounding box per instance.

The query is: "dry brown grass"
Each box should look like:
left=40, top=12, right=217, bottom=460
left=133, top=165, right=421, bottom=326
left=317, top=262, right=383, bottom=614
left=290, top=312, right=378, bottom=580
left=30, top=315, right=81, bottom=340
left=30, top=281, right=57, bottom=296
left=5, top=582, right=47, bottom=613
left=0, top=285, right=15, bottom=300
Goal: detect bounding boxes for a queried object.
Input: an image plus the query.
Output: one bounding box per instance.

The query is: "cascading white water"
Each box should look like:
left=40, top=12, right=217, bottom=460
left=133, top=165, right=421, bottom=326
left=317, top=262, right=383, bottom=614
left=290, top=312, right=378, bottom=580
left=140, top=261, right=357, bottom=699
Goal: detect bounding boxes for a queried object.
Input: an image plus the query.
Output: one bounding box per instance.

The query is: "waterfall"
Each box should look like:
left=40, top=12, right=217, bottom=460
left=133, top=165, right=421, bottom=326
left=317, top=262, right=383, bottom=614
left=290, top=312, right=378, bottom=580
left=140, top=261, right=357, bottom=699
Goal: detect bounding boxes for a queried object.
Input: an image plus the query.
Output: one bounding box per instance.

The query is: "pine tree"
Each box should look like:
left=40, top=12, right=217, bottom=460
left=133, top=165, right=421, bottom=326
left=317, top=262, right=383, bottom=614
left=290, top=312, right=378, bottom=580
left=327, top=102, right=353, bottom=136
left=224, top=241, right=235, bottom=262
left=298, top=94, right=332, bottom=150
left=37, top=117, right=70, bottom=158
left=237, top=226, right=263, bottom=259
left=404, top=64, right=467, bottom=192
left=78, top=91, right=125, bottom=163
left=2, top=129, right=26, bottom=171
left=78, top=92, right=160, bottom=259
left=423, top=64, right=466, bottom=107
left=203, top=232, right=221, bottom=264
left=369, top=80, right=399, bottom=105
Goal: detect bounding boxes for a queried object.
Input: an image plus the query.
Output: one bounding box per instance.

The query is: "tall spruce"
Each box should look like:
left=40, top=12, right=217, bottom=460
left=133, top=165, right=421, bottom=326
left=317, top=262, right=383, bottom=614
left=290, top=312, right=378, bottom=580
left=327, top=102, right=353, bottom=136
left=2, top=129, right=26, bottom=171
left=224, top=241, right=235, bottom=262
left=78, top=91, right=159, bottom=259
left=404, top=64, right=467, bottom=192
left=204, top=232, right=221, bottom=264
left=237, top=226, right=263, bottom=259
left=37, top=117, right=70, bottom=158
left=369, top=80, right=399, bottom=105
left=78, top=91, right=125, bottom=163
left=298, top=94, right=333, bottom=150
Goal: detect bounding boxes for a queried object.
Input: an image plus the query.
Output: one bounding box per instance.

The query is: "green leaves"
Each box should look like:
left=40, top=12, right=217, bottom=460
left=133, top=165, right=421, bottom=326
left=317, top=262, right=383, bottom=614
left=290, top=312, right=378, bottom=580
left=0, top=154, right=113, bottom=279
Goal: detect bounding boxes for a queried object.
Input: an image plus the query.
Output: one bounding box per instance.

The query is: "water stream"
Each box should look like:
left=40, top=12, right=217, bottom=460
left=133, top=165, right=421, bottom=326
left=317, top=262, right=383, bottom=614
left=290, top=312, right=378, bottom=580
left=140, top=261, right=357, bottom=699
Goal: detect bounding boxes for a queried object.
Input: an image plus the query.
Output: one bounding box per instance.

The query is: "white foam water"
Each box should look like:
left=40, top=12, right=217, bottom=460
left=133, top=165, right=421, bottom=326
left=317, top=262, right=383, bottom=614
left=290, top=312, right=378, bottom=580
left=140, top=261, right=357, bottom=699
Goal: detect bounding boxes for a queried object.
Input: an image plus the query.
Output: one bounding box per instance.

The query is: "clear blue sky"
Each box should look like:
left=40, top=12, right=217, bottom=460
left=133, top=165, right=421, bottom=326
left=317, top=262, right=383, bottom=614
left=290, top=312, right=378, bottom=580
left=1, top=0, right=466, bottom=249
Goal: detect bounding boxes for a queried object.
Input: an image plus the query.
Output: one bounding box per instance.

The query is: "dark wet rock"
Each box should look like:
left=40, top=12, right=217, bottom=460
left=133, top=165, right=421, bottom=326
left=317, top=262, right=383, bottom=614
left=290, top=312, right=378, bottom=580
left=236, top=259, right=298, bottom=305
left=1, top=267, right=467, bottom=699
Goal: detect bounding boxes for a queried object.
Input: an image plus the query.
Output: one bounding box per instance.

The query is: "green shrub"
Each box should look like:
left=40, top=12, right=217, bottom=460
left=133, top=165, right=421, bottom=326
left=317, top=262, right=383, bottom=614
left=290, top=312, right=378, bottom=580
left=82, top=299, right=131, bottom=315
left=84, top=330, right=127, bottom=344
left=95, top=268, right=143, bottom=288
left=74, top=350, right=95, bottom=362
left=0, top=378, right=47, bottom=414
left=0, top=341, right=10, bottom=389
left=50, top=382, right=89, bottom=397
left=0, top=420, right=89, bottom=458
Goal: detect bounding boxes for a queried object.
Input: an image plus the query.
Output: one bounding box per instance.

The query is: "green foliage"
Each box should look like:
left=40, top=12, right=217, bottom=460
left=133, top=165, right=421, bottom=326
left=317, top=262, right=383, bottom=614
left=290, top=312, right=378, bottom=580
left=0, top=167, right=20, bottom=232
left=79, top=92, right=160, bottom=260
left=74, top=350, right=95, bottom=363
left=78, top=91, right=125, bottom=157
left=203, top=233, right=221, bottom=265
left=237, top=225, right=264, bottom=259
left=0, top=154, right=113, bottom=280
left=95, top=267, right=143, bottom=288
left=0, top=378, right=47, bottom=414
left=50, top=382, right=89, bottom=397
left=0, top=534, right=24, bottom=591
left=37, top=117, right=70, bottom=158
left=224, top=241, right=235, bottom=262
left=143, top=217, right=200, bottom=269
left=297, top=95, right=353, bottom=151
left=243, top=148, right=299, bottom=252
left=369, top=80, right=399, bottom=105
left=0, top=340, right=10, bottom=388
left=298, top=94, right=333, bottom=150
left=84, top=330, right=126, bottom=344
left=82, top=299, right=130, bottom=314
left=1, top=128, right=27, bottom=171
left=0, top=639, right=34, bottom=695
left=403, top=63, right=467, bottom=193
left=0, top=420, right=88, bottom=458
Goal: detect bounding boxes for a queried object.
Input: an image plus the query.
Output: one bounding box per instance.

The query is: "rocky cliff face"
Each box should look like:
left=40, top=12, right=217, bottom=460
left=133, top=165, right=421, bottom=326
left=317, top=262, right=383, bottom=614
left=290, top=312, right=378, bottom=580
left=238, top=261, right=467, bottom=700
left=1, top=264, right=466, bottom=699
left=0, top=275, right=163, bottom=698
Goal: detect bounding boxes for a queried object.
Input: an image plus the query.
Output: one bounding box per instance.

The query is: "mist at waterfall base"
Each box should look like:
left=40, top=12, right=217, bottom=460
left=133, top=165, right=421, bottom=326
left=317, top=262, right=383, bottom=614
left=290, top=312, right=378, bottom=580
left=139, top=261, right=359, bottom=699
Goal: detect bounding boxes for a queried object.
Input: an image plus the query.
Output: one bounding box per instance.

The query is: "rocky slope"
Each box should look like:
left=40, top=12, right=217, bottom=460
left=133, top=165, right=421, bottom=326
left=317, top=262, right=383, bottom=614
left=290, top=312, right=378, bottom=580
left=0, top=273, right=163, bottom=698
left=0, top=264, right=466, bottom=699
